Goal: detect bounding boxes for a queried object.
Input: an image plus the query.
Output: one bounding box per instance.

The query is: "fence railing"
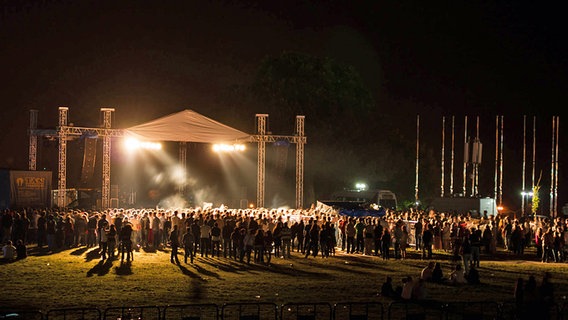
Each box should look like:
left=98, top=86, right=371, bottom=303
left=1, top=301, right=566, bottom=320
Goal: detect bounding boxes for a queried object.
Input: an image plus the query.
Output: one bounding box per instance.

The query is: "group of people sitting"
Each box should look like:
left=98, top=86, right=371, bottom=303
left=380, top=260, right=480, bottom=301
left=1, top=239, right=26, bottom=262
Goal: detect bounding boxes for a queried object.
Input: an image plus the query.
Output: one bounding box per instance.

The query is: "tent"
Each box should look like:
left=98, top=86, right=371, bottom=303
left=124, top=109, right=252, bottom=143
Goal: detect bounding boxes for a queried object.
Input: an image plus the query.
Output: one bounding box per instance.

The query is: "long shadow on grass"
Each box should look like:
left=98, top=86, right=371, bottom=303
left=177, top=263, right=205, bottom=280
left=115, top=261, right=133, bottom=275
left=192, top=263, right=222, bottom=279
left=214, top=259, right=333, bottom=278
left=70, top=246, right=89, bottom=256
left=86, top=259, right=113, bottom=277
left=85, top=248, right=101, bottom=262
left=175, top=264, right=206, bottom=299
left=261, top=262, right=332, bottom=278
left=198, top=257, right=240, bottom=273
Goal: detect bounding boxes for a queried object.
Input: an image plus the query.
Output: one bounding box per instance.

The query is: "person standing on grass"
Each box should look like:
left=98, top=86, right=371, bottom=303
left=107, top=224, right=117, bottom=259
left=469, top=227, right=481, bottom=268
left=222, top=217, right=234, bottom=259
left=354, top=218, right=366, bottom=254
left=264, top=229, right=273, bottom=264
left=120, top=219, right=134, bottom=263
left=169, top=224, right=180, bottom=264
left=482, top=224, right=493, bottom=254
left=182, top=227, right=194, bottom=264
left=272, top=222, right=282, bottom=258
left=304, top=221, right=320, bottom=258
left=328, top=220, right=337, bottom=256
left=381, top=227, right=391, bottom=260
left=303, top=219, right=312, bottom=254
left=46, top=214, right=57, bottom=252
left=199, top=220, right=211, bottom=257
left=461, top=234, right=472, bottom=275
left=242, top=228, right=255, bottom=264
left=280, top=222, right=292, bottom=258
left=163, top=215, right=172, bottom=248
left=97, top=213, right=109, bottom=251
left=422, top=224, right=433, bottom=260
left=230, top=226, right=243, bottom=261
left=87, top=213, right=98, bottom=248
left=373, top=220, right=383, bottom=256
left=541, top=228, right=554, bottom=263
left=191, top=219, right=201, bottom=258
left=37, top=211, right=47, bottom=250
left=414, top=218, right=423, bottom=251
left=99, top=226, right=109, bottom=260
left=363, top=220, right=375, bottom=255
left=345, top=218, right=356, bottom=254
left=151, top=212, right=161, bottom=249
left=338, top=218, right=346, bottom=251
left=210, top=222, right=221, bottom=258
left=253, top=229, right=265, bottom=263
left=442, top=221, right=452, bottom=252
left=400, top=224, right=409, bottom=260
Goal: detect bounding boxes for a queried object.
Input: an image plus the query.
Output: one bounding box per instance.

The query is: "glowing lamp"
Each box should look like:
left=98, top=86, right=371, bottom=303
left=123, top=137, right=162, bottom=152
left=212, top=144, right=246, bottom=152
left=355, top=183, right=367, bottom=191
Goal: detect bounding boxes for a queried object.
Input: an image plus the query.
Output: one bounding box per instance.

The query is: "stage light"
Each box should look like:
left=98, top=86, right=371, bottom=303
left=124, top=137, right=140, bottom=152
left=170, top=165, right=186, bottom=186
left=212, top=144, right=246, bottom=152
left=123, top=137, right=162, bottom=152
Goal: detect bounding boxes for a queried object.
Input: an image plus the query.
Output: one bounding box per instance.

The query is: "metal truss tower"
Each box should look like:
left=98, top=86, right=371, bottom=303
left=57, top=106, right=69, bottom=208
left=295, top=116, right=306, bottom=209
left=101, top=108, right=115, bottom=209
left=178, top=142, right=187, bottom=194
left=28, top=110, right=38, bottom=171
left=256, top=114, right=268, bottom=208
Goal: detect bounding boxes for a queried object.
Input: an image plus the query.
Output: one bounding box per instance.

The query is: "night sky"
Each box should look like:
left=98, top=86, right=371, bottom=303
left=1, top=1, right=566, bottom=210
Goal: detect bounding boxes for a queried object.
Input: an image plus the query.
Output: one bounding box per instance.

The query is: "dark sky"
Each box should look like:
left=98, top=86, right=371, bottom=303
left=1, top=0, right=566, bottom=209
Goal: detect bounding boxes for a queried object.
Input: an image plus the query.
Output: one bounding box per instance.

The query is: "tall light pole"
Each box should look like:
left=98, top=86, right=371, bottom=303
left=415, top=115, right=420, bottom=207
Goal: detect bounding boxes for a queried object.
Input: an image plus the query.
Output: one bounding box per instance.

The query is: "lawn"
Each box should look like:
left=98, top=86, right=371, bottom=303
left=1, top=245, right=567, bottom=314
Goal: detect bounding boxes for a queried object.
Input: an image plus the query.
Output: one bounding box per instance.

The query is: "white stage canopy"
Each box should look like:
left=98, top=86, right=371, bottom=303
left=124, top=109, right=252, bottom=143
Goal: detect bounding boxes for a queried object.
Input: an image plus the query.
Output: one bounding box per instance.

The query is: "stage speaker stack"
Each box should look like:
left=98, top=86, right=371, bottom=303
left=80, top=137, right=97, bottom=185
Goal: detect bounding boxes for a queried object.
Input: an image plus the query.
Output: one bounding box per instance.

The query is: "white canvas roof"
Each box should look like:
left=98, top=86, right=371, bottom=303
left=124, top=109, right=252, bottom=143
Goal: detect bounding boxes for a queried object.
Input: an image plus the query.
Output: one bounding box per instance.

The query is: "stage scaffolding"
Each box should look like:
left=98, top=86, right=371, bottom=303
left=28, top=108, right=306, bottom=209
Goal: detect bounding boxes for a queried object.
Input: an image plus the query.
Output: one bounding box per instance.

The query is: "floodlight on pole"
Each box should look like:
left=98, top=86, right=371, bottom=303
left=355, top=183, right=367, bottom=191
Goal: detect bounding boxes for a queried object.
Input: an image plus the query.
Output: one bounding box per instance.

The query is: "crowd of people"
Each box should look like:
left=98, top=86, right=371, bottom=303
left=1, top=205, right=567, bottom=267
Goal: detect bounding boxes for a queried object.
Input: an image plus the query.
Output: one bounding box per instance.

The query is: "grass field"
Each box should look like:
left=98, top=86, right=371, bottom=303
left=1, top=245, right=567, bottom=314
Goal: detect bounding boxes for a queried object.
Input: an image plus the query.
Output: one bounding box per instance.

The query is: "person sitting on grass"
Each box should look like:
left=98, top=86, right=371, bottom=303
left=380, top=276, right=397, bottom=298
left=2, top=240, right=16, bottom=262
left=411, top=278, right=428, bottom=300
left=420, top=261, right=435, bottom=281
left=449, top=263, right=467, bottom=285
left=466, top=265, right=480, bottom=284
left=400, top=276, right=415, bottom=300
left=15, top=239, right=27, bottom=260
left=431, top=262, right=445, bottom=283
